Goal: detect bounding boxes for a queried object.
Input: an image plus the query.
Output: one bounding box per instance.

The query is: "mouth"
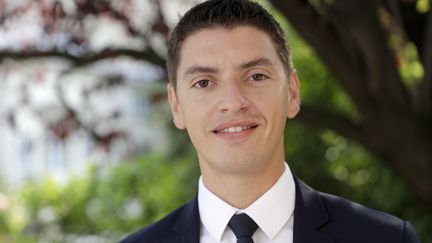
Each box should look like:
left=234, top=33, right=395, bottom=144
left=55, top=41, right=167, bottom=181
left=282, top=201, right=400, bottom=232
left=213, top=124, right=259, bottom=134
left=212, top=120, right=260, bottom=140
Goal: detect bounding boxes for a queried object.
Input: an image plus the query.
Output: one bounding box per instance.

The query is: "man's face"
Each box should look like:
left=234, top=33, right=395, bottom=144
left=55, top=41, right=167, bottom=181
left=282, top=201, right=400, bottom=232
left=168, top=26, right=300, bottom=176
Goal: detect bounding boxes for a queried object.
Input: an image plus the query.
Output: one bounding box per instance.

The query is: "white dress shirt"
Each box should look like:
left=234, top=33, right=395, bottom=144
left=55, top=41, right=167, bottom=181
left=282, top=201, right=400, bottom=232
left=198, top=163, right=296, bottom=243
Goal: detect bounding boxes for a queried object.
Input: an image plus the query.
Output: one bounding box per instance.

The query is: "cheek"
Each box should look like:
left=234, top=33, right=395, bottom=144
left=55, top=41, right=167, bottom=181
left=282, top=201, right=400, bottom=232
left=253, top=88, right=288, bottom=114
left=180, top=97, right=215, bottom=129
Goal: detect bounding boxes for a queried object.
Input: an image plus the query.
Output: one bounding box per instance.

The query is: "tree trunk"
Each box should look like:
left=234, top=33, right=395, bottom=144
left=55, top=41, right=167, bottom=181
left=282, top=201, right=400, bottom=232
left=270, top=0, right=432, bottom=212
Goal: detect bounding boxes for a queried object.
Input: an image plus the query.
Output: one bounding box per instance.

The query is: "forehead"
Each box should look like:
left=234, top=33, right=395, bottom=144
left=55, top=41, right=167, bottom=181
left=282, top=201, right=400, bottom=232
left=177, top=26, right=282, bottom=77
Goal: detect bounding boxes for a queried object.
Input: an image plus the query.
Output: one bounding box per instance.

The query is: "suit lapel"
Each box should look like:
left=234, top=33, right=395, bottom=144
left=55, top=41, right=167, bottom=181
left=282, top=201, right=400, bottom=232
left=172, top=196, right=201, bottom=243
left=293, top=177, right=334, bottom=243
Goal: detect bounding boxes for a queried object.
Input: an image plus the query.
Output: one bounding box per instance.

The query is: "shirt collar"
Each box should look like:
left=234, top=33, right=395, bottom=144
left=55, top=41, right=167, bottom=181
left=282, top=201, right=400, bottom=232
left=198, top=176, right=237, bottom=241
left=198, top=163, right=296, bottom=241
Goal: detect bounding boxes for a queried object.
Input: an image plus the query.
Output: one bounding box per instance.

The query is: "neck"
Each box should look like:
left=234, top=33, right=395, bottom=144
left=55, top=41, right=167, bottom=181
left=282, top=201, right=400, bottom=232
left=201, top=161, right=285, bottom=209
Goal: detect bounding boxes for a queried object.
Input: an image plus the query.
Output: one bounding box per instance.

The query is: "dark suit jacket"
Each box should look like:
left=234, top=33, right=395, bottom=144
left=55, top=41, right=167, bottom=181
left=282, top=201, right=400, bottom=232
left=120, top=177, right=420, bottom=243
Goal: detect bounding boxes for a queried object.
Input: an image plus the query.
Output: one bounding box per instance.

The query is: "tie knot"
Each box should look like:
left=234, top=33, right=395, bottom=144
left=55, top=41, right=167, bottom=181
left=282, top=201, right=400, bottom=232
left=228, top=213, right=258, bottom=241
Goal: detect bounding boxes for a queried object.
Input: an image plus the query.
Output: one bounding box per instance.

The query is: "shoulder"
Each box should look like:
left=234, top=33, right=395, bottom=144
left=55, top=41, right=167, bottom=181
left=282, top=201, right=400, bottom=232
left=294, top=177, right=419, bottom=242
left=319, top=191, right=401, bottom=226
left=119, top=204, right=186, bottom=243
left=317, top=191, right=419, bottom=242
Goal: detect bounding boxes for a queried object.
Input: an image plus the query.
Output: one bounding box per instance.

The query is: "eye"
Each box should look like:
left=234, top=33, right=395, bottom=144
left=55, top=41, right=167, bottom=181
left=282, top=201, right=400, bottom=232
left=192, top=79, right=212, bottom=89
left=250, top=73, right=269, bottom=81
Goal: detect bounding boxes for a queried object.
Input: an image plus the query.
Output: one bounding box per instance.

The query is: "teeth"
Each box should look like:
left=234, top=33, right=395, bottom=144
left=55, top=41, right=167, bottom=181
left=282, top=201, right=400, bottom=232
left=222, top=125, right=252, bottom=133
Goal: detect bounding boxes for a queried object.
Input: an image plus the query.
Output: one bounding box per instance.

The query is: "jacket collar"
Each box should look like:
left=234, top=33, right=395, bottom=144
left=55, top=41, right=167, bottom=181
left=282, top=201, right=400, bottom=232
left=293, top=176, right=334, bottom=243
left=173, top=196, right=201, bottom=243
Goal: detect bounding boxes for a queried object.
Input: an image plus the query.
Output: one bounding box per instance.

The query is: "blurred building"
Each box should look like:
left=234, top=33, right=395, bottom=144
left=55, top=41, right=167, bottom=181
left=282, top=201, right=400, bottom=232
left=0, top=58, right=168, bottom=190
left=0, top=0, right=201, bottom=190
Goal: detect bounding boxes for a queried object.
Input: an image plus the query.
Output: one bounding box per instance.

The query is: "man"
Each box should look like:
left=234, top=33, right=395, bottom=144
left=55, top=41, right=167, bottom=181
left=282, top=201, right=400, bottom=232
left=121, top=0, right=420, bottom=242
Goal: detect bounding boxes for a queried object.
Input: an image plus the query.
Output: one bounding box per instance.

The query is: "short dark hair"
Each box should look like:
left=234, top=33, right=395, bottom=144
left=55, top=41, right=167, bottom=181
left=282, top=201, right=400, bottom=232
left=166, top=0, right=293, bottom=89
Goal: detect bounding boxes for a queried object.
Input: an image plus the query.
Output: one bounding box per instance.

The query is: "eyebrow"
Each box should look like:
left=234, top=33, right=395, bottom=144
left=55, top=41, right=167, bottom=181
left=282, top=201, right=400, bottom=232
left=184, top=65, right=218, bottom=78
left=239, top=57, right=275, bottom=69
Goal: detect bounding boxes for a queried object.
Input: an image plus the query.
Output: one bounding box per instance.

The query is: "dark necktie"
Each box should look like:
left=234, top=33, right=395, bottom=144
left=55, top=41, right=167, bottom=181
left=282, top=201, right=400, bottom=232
left=228, top=213, right=259, bottom=243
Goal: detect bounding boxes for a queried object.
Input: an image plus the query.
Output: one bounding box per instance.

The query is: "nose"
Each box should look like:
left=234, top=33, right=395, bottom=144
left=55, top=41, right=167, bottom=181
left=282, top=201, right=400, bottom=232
left=217, top=81, right=250, bottom=113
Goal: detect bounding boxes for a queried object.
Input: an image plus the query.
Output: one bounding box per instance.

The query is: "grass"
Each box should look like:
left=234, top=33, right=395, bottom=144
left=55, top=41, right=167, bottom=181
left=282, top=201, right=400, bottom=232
left=0, top=233, right=37, bottom=243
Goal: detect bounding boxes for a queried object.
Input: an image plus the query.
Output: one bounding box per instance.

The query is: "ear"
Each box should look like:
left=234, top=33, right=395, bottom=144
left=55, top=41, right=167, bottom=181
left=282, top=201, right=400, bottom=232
left=167, top=84, right=186, bottom=130
left=287, top=71, right=300, bottom=119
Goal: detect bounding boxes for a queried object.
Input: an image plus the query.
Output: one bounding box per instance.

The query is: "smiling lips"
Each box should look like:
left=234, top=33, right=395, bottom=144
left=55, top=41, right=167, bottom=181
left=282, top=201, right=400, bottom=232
left=220, top=125, right=254, bottom=133
left=213, top=122, right=259, bottom=140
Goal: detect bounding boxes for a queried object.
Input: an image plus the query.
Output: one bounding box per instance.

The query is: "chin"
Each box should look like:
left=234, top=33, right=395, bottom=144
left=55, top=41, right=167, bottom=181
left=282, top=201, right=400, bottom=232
left=219, top=158, right=262, bottom=175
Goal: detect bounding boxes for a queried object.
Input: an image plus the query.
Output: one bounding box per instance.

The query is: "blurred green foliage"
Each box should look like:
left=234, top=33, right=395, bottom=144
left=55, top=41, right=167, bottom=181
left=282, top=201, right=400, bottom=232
left=0, top=153, right=200, bottom=242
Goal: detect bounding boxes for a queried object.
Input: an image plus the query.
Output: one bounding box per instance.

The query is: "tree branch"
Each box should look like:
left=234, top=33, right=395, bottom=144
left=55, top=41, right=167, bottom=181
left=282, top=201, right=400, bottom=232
left=382, top=0, right=404, bottom=31
left=295, top=104, right=367, bottom=147
left=0, top=48, right=166, bottom=68
left=51, top=71, right=128, bottom=149
left=345, top=0, right=410, bottom=111
left=270, top=0, right=411, bottom=115
left=269, top=0, right=374, bottom=115
left=420, top=10, right=432, bottom=113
